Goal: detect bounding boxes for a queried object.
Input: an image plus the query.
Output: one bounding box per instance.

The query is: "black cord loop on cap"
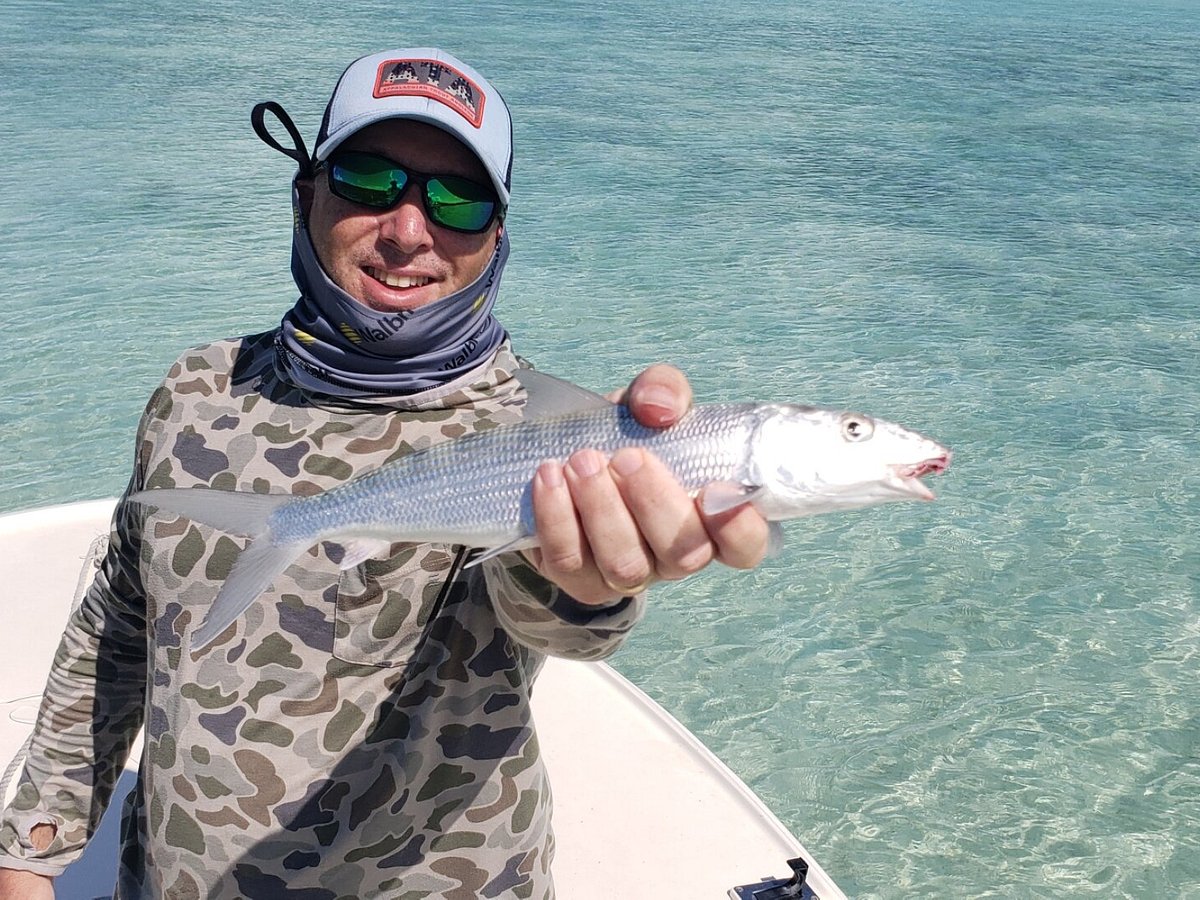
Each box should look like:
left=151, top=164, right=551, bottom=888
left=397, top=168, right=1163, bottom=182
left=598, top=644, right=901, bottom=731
left=251, top=101, right=315, bottom=179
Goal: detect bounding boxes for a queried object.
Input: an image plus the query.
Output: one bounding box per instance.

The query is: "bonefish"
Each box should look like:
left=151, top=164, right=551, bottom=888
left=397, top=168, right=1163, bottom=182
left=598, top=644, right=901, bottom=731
left=131, top=370, right=951, bottom=649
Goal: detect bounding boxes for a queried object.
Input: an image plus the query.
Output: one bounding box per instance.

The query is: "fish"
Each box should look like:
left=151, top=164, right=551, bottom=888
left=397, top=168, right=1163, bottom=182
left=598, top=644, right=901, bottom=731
left=130, top=370, right=951, bottom=649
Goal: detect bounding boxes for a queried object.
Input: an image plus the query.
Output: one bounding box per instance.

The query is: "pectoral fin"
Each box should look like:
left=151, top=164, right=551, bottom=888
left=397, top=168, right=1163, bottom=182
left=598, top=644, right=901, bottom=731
left=700, top=482, right=768, bottom=516
left=765, top=521, right=785, bottom=558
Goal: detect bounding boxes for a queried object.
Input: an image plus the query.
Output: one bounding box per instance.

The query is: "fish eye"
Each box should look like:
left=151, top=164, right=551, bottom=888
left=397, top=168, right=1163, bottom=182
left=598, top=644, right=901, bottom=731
left=840, top=414, right=875, bottom=442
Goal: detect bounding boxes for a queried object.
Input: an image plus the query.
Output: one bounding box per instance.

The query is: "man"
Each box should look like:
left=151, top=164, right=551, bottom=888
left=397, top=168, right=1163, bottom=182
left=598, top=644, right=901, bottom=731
left=0, top=48, right=767, bottom=898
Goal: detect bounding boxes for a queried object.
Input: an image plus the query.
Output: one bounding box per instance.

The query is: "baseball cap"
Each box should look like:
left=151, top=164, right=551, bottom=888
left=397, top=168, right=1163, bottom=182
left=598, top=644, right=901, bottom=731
left=314, top=48, right=512, bottom=206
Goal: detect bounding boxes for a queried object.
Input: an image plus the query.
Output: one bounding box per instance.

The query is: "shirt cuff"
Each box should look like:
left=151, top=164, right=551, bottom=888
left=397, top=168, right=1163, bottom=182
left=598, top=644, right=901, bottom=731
left=548, top=593, right=636, bottom=625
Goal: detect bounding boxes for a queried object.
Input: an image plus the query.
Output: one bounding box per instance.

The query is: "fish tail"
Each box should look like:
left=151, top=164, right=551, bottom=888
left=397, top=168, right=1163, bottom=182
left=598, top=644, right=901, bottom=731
left=128, top=487, right=304, bottom=650
left=192, top=535, right=308, bottom=649
left=127, top=487, right=291, bottom=537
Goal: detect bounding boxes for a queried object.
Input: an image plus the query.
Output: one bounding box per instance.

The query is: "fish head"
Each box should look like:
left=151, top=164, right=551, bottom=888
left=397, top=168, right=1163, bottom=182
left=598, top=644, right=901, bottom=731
left=747, top=404, right=952, bottom=518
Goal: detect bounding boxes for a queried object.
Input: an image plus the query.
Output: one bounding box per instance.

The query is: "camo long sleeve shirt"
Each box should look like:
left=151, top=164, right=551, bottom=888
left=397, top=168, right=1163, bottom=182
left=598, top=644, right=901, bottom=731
left=0, top=333, right=645, bottom=899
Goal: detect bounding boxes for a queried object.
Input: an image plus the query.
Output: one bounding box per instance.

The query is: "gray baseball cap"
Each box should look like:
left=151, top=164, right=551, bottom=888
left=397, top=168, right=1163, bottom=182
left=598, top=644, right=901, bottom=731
left=314, top=48, right=512, bottom=205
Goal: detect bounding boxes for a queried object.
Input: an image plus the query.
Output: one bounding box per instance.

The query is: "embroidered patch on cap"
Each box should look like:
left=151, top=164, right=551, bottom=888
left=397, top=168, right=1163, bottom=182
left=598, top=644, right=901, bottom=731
left=374, top=59, right=486, bottom=128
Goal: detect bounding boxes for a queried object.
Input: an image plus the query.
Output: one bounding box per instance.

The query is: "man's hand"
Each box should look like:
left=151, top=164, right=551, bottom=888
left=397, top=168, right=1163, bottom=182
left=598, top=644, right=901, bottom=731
left=525, top=364, right=770, bottom=604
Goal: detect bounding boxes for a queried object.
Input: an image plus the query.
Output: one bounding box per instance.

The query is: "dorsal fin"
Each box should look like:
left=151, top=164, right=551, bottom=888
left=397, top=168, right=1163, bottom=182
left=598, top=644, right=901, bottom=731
left=514, top=369, right=614, bottom=420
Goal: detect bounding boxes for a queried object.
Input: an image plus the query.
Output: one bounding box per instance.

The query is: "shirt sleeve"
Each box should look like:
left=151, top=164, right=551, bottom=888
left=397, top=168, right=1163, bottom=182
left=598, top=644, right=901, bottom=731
left=0, top=410, right=157, bottom=877
left=480, top=553, right=646, bottom=662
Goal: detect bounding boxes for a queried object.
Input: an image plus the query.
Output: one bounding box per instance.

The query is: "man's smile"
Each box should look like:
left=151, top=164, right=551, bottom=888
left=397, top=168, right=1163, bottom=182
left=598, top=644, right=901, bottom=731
left=365, top=267, right=433, bottom=289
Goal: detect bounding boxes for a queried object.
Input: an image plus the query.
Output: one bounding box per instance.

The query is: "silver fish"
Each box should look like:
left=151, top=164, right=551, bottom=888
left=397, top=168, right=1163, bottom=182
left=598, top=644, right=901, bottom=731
left=130, top=370, right=951, bottom=649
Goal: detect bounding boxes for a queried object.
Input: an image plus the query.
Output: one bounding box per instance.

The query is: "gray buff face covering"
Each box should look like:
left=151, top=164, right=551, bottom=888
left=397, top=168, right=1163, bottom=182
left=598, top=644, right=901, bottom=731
left=275, top=185, right=509, bottom=402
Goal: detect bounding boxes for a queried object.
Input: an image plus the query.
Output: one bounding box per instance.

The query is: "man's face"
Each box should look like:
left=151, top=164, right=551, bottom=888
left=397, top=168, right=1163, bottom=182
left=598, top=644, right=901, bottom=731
left=303, top=119, right=501, bottom=313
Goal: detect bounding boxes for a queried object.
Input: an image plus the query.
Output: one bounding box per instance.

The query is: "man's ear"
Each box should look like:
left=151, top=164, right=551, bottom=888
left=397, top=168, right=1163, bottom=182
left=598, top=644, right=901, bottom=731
left=296, top=177, right=315, bottom=218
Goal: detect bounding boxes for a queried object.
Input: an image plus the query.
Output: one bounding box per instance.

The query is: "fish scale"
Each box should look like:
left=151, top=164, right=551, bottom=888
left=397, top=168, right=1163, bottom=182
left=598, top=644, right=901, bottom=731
left=277, top=403, right=763, bottom=548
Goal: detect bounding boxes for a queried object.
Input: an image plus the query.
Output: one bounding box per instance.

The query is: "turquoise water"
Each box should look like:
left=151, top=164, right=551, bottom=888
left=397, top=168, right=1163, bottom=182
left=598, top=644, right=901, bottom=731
left=2, top=0, right=1198, bottom=895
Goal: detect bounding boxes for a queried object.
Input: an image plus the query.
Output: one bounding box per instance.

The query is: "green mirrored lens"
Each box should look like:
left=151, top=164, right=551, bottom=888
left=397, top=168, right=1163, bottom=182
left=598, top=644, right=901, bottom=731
left=327, top=152, right=499, bottom=231
left=425, top=176, right=497, bottom=231
left=330, top=152, right=405, bottom=208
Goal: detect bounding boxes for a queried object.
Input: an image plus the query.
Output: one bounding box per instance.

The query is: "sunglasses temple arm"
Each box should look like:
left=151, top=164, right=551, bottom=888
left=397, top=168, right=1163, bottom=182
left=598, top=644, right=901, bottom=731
left=251, top=101, right=315, bottom=179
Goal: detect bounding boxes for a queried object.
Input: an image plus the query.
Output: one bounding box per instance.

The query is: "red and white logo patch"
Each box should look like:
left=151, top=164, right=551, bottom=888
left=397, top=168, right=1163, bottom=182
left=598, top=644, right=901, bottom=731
left=373, top=58, right=486, bottom=128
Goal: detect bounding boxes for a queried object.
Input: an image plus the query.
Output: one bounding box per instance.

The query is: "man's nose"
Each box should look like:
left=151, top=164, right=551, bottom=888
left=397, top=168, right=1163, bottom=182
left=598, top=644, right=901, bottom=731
left=378, top=184, right=434, bottom=252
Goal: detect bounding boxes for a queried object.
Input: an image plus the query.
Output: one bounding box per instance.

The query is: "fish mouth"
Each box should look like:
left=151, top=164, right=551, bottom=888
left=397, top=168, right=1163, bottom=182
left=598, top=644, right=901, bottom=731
left=893, top=452, right=952, bottom=501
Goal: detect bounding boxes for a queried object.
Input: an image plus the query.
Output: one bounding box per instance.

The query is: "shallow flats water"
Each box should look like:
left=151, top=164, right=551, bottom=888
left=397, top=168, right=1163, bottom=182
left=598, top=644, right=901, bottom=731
left=2, top=1, right=1198, bottom=896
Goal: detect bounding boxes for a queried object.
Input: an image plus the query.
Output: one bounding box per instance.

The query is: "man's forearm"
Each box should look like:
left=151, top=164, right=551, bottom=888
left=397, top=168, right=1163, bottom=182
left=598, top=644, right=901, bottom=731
left=0, top=498, right=148, bottom=873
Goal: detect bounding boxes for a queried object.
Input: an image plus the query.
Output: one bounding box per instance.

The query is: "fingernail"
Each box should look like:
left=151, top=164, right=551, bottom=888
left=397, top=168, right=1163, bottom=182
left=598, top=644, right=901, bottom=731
left=637, top=387, right=679, bottom=427
left=568, top=450, right=604, bottom=478
left=609, top=447, right=643, bottom=477
left=538, top=460, right=563, bottom=488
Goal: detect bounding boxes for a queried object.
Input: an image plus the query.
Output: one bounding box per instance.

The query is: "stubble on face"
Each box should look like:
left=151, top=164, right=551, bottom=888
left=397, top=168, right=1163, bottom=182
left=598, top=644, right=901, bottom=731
left=302, top=120, right=500, bottom=313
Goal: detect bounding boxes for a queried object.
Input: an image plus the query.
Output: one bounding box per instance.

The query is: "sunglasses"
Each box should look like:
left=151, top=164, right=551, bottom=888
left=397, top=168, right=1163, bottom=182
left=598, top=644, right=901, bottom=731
left=324, top=151, right=503, bottom=233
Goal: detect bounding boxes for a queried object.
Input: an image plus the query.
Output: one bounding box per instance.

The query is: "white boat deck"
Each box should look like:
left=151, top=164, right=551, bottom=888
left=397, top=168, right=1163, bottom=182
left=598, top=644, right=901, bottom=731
left=0, top=500, right=844, bottom=898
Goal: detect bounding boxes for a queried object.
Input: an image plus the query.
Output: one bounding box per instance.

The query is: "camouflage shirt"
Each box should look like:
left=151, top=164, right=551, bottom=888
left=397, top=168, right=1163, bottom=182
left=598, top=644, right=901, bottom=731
left=0, top=333, right=645, bottom=899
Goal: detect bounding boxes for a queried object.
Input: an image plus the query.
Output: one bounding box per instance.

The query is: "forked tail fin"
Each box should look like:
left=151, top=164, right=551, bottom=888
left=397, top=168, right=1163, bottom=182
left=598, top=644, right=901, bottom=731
left=128, top=488, right=307, bottom=650
left=128, top=488, right=292, bottom=537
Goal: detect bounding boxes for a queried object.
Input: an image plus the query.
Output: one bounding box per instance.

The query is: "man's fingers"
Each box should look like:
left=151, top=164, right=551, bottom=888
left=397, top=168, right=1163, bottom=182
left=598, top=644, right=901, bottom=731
left=608, top=448, right=714, bottom=581
left=529, top=461, right=590, bottom=580
left=529, top=365, right=771, bottom=601
left=697, top=488, right=772, bottom=570
left=613, top=364, right=693, bottom=429
left=563, top=450, right=655, bottom=592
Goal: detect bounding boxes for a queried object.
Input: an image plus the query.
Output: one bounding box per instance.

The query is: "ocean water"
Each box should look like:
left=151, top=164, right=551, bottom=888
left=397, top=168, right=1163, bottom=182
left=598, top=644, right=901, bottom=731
left=2, top=0, right=1198, bottom=896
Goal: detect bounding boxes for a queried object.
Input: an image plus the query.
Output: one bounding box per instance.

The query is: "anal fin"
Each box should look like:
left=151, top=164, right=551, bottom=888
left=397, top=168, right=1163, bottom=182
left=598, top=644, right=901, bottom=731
left=464, top=535, right=540, bottom=569
left=336, top=538, right=396, bottom=570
